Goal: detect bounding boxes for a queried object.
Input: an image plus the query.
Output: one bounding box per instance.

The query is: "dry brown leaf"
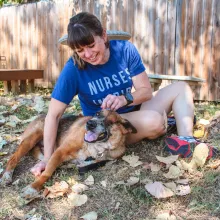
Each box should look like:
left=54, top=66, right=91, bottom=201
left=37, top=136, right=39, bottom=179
left=180, top=160, right=197, bottom=173
left=44, top=181, right=69, bottom=198
left=163, top=165, right=182, bottom=179
left=145, top=182, right=174, bottom=199
left=80, top=211, right=98, bottom=220
left=175, top=184, right=191, bottom=196
left=126, top=176, right=139, bottom=186
left=156, top=155, right=179, bottom=165
left=100, top=180, right=107, bottom=188
left=150, top=163, right=161, bottom=172
left=140, top=178, right=153, bottom=184
left=156, top=212, right=177, bottom=220
left=175, top=179, right=189, bottom=185
left=192, top=143, right=209, bottom=167
left=163, top=182, right=177, bottom=193
left=122, top=154, right=143, bottom=167
left=206, top=160, right=220, bottom=169
left=68, top=192, right=88, bottom=206
left=198, top=119, right=210, bottom=125
left=0, top=151, right=8, bottom=156
left=84, top=175, right=94, bottom=186
left=72, top=183, right=89, bottom=194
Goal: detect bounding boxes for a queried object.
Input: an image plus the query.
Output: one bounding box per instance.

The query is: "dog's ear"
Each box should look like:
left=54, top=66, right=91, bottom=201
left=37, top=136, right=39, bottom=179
left=120, top=119, right=137, bottom=134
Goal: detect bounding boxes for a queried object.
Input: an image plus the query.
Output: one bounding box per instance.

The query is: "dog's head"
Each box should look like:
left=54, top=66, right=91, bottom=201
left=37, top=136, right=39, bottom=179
left=84, top=109, right=137, bottom=143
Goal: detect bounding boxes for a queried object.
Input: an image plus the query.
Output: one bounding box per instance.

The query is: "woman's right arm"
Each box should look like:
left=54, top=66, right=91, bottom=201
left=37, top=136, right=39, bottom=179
left=43, top=98, right=67, bottom=162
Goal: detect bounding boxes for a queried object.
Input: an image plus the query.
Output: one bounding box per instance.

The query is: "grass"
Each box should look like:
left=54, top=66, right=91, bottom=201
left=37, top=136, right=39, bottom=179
left=0, top=92, right=220, bottom=219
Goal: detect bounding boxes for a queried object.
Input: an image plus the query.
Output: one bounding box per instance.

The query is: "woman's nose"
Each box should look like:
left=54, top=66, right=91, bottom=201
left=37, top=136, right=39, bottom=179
left=84, top=48, right=92, bottom=58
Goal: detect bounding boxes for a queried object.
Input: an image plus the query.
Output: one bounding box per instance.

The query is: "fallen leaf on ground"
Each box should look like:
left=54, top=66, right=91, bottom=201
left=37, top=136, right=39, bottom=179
left=145, top=182, right=174, bottom=199
left=175, top=184, right=191, bottom=196
left=122, top=154, right=143, bottom=167
left=100, top=180, right=107, bottom=188
left=115, top=202, right=120, bottom=210
left=150, top=163, right=161, bottom=172
left=80, top=211, right=97, bottom=220
left=72, top=183, right=89, bottom=193
left=68, top=192, right=88, bottom=206
left=126, top=176, right=139, bottom=186
left=156, top=155, right=179, bottom=165
left=175, top=179, right=189, bottom=185
left=156, top=212, right=176, bottom=220
left=84, top=175, right=94, bottom=186
left=180, top=160, right=197, bottom=173
left=140, top=177, right=153, bottom=184
left=180, top=143, right=209, bottom=173
left=12, top=209, right=25, bottom=220
left=192, top=143, right=209, bottom=167
left=43, top=181, right=69, bottom=198
left=142, top=162, right=151, bottom=169
left=0, top=151, right=8, bottom=156
left=198, top=118, right=210, bottom=126
left=163, top=182, right=177, bottom=193
left=33, top=96, right=45, bottom=113
left=206, top=160, right=220, bottom=169
left=163, top=165, right=182, bottom=179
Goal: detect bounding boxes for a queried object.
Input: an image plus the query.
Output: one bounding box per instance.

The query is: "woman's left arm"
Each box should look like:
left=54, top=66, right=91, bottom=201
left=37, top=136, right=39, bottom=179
left=101, top=71, right=152, bottom=110
left=130, top=71, right=152, bottom=105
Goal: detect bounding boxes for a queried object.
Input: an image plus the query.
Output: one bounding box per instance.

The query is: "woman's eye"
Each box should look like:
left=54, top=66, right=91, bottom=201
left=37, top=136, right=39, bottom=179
left=88, top=44, right=95, bottom=48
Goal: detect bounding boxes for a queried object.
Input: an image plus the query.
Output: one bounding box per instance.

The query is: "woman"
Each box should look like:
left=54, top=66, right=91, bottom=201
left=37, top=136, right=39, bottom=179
left=31, top=12, right=195, bottom=176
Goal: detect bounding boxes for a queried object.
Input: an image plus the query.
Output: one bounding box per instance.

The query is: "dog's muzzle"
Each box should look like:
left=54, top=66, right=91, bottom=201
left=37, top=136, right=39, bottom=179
left=84, top=120, right=109, bottom=143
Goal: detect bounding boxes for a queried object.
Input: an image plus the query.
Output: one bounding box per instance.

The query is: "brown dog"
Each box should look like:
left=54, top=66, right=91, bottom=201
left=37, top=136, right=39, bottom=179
left=0, top=110, right=136, bottom=199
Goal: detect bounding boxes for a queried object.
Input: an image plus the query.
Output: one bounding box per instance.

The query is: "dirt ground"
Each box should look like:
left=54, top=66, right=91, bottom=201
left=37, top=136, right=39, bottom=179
left=0, top=91, right=220, bottom=220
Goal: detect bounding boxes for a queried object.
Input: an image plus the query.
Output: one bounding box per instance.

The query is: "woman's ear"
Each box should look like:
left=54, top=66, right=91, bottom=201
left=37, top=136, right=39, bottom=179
left=102, top=29, right=108, bottom=41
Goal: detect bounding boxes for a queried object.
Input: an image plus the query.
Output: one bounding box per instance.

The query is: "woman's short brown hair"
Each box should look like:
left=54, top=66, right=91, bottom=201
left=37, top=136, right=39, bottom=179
left=67, top=12, right=109, bottom=69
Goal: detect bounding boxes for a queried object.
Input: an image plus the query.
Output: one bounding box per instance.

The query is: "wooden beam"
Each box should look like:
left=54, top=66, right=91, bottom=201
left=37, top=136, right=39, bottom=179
left=0, top=69, right=44, bottom=81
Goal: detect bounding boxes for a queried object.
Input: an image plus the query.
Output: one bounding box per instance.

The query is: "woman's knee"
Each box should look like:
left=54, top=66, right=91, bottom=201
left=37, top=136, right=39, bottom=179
left=174, top=81, right=192, bottom=94
left=142, top=112, right=166, bottom=139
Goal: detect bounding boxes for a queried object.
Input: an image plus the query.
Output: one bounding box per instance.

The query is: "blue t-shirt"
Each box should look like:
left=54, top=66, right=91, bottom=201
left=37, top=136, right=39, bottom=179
left=52, top=40, right=146, bottom=116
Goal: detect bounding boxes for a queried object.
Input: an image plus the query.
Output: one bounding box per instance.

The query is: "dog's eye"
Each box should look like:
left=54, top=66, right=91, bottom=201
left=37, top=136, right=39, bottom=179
left=95, top=112, right=101, bottom=117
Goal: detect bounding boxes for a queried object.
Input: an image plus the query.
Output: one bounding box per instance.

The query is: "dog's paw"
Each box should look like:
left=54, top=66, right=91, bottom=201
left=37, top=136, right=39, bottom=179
left=0, top=171, right=13, bottom=186
left=20, top=185, right=40, bottom=200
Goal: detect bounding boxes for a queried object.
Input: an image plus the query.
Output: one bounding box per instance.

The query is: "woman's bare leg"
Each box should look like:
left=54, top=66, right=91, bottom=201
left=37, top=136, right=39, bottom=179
left=122, top=82, right=194, bottom=144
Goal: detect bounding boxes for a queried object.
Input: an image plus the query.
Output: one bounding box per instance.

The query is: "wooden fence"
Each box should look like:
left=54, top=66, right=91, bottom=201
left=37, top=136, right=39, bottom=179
left=0, top=0, right=219, bottom=101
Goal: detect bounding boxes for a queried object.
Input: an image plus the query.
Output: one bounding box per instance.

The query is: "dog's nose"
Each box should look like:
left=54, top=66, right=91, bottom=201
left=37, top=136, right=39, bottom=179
left=86, top=120, right=97, bottom=130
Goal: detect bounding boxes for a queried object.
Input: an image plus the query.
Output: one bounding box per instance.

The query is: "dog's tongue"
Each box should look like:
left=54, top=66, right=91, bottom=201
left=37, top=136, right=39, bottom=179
left=85, top=131, right=98, bottom=142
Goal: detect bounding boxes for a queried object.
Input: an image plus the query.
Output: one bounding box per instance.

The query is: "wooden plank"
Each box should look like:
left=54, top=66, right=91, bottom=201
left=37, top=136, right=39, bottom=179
left=147, top=74, right=205, bottom=82
left=148, top=0, right=156, bottom=74
left=139, top=1, right=149, bottom=69
left=28, top=79, right=35, bottom=92
left=0, top=69, right=44, bottom=80
left=192, top=0, right=203, bottom=78
left=155, top=0, right=165, bottom=75
left=3, top=81, right=11, bottom=94
left=11, top=80, right=19, bottom=94
left=211, top=0, right=220, bottom=100
left=165, top=0, right=176, bottom=76
left=200, top=0, right=214, bottom=100
left=20, top=80, right=27, bottom=93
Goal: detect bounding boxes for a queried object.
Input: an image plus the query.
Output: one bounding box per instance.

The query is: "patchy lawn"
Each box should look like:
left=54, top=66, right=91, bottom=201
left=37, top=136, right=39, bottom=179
left=0, top=90, right=220, bottom=220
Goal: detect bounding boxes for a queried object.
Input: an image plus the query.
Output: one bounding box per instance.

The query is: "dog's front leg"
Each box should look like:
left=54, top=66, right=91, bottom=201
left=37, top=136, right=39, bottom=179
left=0, top=130, right=43, bottom=186
left=20, top=146, right=75, bottom=199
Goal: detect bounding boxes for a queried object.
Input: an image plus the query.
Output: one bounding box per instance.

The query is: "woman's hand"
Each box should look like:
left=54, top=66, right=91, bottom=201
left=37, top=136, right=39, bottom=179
left=30, top=160, right=47, bottom=177
left=101, top=94, right=127, bottom=111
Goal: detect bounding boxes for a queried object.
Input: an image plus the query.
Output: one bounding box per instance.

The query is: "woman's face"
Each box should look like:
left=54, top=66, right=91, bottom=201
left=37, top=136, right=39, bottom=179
left=75, top=32, right=109, bottom=65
